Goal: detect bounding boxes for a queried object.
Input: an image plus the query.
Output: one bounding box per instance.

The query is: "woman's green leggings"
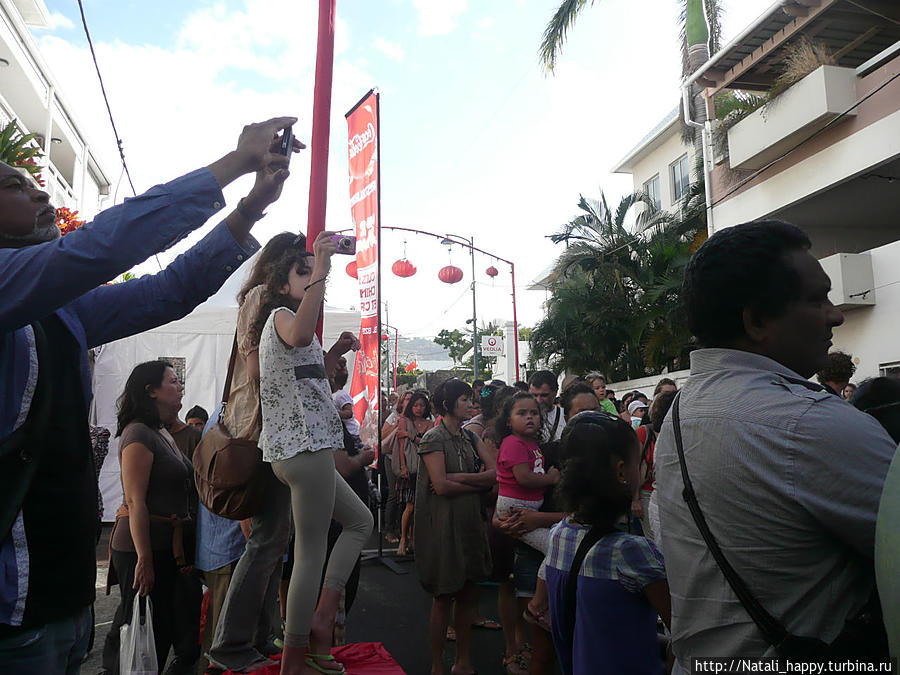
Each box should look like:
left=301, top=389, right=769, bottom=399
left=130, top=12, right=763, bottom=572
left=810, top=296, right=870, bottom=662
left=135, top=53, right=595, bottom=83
left=271, top=448, right=374, bottom=649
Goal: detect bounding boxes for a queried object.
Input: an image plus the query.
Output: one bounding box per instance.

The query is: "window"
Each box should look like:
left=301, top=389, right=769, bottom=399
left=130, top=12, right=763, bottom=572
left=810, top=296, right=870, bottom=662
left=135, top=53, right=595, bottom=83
left=671, top=154, right=690, bottom=203
left=879, top=362, right=900, bottom=377
left=643, top=174, right=661, bottom=210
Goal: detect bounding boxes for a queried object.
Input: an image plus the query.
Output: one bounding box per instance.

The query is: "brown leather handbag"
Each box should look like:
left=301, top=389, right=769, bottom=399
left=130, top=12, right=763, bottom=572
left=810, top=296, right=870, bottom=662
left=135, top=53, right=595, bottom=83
left=193, top=334, right=266, bottom=520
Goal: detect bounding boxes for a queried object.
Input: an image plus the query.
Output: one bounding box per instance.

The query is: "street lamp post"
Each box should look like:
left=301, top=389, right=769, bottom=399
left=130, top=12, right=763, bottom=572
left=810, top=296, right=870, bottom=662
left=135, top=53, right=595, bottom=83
left=442, top=234, right=477, bottom=380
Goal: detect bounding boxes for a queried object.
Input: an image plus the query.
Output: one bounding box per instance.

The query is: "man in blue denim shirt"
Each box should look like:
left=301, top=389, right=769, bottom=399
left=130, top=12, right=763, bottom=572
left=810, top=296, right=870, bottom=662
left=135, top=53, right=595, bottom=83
left=0, top=116, right=303, bottom=674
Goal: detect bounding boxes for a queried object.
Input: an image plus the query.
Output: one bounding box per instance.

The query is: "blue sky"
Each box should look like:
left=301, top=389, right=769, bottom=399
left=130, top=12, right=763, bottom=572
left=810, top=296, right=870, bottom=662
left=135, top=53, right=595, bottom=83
left=34, top=0, right=774, bottom=340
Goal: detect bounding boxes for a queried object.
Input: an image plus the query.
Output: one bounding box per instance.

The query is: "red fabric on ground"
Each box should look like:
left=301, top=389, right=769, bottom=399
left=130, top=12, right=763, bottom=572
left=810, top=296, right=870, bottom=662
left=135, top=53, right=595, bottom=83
left=222, top=642, right=404, bottom=675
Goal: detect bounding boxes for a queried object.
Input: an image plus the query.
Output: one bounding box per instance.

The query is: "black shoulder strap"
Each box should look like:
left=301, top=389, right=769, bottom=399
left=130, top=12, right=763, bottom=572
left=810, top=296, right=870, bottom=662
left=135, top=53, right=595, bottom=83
left=563, top=525, right=606, bottom=648
left=671, top=393, right=790, bottom=648
left=548, top=407, right=561, bottom=439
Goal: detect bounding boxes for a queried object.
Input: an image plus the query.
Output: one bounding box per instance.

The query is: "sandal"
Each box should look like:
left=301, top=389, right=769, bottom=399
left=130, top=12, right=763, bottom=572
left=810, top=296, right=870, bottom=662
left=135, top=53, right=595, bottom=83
left=523, top=606, right=552, bottom=633
left=304, top=653, right=346, bottom=674
left=503, top=652, right=528, bottom=675
left=472, top=617, right=502, bottom=630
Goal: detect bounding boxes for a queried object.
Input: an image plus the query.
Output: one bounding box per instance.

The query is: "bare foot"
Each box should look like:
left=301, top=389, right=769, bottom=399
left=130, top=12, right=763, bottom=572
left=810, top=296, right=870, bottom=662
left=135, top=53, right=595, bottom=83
left=450, top=665, right=475, bottom=675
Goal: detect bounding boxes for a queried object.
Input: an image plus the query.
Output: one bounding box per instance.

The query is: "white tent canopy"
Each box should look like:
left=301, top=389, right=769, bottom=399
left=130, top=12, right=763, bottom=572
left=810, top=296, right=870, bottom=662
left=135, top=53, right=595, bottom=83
left=91, top=261, right=361, bottom=521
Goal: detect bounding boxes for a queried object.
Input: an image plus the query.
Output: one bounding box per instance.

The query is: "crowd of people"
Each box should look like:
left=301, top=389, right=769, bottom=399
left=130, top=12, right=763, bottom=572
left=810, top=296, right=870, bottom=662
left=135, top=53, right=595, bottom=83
left=1, top=115, right=898, bottom=675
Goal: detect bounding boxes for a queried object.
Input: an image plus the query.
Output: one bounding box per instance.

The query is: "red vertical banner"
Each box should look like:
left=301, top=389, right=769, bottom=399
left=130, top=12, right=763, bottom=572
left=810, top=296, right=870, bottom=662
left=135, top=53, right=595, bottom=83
left=346, top=89, right=380, bottom=445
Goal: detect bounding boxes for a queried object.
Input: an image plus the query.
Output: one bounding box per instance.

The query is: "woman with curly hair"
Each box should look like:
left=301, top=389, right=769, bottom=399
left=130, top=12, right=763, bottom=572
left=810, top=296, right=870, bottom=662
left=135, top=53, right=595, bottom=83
left=208, top=232, right=364, bottom=675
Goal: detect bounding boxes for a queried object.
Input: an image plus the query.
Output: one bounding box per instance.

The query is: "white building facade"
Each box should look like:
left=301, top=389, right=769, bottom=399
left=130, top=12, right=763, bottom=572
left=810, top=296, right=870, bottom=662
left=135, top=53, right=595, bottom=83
left=613, top=0, right=900, bottom=385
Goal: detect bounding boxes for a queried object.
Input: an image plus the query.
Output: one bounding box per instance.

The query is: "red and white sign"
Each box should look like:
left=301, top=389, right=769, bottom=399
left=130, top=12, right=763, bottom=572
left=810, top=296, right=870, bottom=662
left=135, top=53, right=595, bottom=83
left=346, top=90, right=381, bottom=445
left=481, top=335, right=504, bottom=357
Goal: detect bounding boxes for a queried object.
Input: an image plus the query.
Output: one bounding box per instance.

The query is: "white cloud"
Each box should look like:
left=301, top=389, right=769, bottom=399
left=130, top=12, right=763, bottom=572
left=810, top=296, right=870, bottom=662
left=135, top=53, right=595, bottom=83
left=476, top=17, right=494, bottom=31
left=29, top=11, right=75, bottom=31
left=373, top=37, right=404, bottom=62
left=47, top=11, right=75, bottom=30
left=412, top=0, right=466, bottom=37
left=35, top=0, right=374, bottom=279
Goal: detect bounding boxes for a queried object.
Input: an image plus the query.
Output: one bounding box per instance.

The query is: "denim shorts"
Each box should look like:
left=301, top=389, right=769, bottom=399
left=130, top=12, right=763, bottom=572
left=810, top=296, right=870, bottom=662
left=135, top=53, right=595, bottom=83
left=513, top=542, right=544, bottom=599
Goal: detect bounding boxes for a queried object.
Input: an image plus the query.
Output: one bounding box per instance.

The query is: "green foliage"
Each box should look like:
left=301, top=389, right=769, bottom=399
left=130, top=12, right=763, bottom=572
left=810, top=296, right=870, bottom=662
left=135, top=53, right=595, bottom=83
left=434, top=323, right=503, bottom=380
left=530, top=181, right=705, bottom=381
left=0, top=120, right=43, bottom=180
left=434, top=328, right=470, bottom=366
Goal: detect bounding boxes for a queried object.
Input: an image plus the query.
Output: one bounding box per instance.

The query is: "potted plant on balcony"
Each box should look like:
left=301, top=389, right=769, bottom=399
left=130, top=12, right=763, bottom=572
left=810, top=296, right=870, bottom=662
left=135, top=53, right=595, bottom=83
left=0, top=119, right=44, bottom=187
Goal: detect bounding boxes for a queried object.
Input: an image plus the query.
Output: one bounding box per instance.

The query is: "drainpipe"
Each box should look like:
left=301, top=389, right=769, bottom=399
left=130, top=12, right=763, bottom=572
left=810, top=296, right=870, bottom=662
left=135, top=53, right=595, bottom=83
left=682, top=85, right=715, bottom=237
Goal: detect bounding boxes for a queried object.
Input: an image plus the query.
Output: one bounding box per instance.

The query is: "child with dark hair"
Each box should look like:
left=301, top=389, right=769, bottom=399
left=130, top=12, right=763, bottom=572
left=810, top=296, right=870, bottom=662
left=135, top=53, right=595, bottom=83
left=545, top=412, right=671, bottom=675
left=495, top=392, right=561, bottom=634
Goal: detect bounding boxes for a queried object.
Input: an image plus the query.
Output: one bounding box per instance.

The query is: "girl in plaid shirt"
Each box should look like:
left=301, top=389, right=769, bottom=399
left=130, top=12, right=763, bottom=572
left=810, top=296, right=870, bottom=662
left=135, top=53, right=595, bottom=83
left=544, top=411, right=672, bottom=675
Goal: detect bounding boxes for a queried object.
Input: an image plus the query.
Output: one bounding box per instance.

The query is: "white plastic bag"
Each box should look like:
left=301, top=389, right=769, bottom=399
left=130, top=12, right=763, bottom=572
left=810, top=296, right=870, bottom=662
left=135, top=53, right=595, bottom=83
left=119, top=595, right=158, bottom=675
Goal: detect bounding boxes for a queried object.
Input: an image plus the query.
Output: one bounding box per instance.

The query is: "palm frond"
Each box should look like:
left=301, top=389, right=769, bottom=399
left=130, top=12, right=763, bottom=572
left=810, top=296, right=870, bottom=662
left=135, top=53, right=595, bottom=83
left=539, top=0, right=594, bottom=72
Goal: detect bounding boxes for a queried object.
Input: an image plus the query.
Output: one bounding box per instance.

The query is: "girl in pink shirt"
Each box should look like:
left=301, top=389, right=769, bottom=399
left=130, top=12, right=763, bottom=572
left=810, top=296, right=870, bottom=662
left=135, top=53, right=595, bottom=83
left=495, top=393, right=560, bottom=632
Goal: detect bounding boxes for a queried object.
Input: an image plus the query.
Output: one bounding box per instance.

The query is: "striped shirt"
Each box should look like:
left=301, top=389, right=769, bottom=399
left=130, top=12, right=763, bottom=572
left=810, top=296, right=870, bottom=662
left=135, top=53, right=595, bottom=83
left=655, top=348, right=897, bottom=666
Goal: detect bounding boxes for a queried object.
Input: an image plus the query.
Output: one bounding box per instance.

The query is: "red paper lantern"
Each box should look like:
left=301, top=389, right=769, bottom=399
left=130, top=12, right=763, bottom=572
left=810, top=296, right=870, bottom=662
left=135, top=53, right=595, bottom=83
left=391, top=258, right=417, bottom=278
left=485, top=266, right=499, bottom=278
left=438, top=265, right=464, bottom=284
left=345, top=260, right=358, bottom=278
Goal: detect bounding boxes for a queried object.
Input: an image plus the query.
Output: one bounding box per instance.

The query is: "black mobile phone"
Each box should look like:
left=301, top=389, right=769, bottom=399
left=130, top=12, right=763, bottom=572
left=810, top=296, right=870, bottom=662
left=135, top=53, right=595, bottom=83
left=279, top=126, right=293, bottom=156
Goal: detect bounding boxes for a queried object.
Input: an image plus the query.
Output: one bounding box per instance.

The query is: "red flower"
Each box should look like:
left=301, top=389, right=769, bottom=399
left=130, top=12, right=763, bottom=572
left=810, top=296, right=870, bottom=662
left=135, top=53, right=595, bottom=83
left=56, top=207, right=85, bottom=235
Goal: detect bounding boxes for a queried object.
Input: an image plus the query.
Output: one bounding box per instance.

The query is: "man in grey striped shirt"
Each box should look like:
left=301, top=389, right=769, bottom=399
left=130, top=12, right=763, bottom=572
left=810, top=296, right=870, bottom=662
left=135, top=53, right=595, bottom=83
left=655, top=220, right=896, bottom=666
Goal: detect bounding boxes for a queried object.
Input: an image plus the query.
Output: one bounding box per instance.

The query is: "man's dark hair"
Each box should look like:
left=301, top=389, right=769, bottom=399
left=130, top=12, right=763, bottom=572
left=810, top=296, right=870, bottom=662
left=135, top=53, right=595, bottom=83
left=653, top=378, right=677, bottom=396
left=528, top=370, right=558, bottom=391
left=683, top=220, right=812, bottom=347
left=185, top=405, right=209, bottom=423
left=432, top=378, right=474, bottom=417
left=560, top=382, right=597, bottom=418
left=851, top=377, right=900, bottom=444
left=116, top=360, right=172, bottom=436
left=816, top=351, right=856, bottom=387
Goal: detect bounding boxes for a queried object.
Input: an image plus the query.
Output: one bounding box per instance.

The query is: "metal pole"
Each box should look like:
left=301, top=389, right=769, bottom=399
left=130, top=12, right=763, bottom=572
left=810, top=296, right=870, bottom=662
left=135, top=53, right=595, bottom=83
left=306, top=0, right=336, bottom=341
left=393, top=327, right=399, bottom=392
left=470, top=236, right=477, bottom=381
left=511, top=262, right=520, bottom=382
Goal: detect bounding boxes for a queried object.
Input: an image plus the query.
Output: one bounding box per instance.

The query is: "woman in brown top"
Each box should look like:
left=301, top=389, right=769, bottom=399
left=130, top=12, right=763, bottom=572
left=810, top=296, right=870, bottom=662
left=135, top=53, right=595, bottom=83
left=101, top=360, right=194, bottom=674
left=415, top=379, right=496, bottom=675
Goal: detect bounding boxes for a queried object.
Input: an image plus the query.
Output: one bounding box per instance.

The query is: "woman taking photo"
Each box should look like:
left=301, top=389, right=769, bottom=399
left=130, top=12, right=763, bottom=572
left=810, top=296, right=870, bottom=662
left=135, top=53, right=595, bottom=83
left=102, top=361, right=194, bottom=674
left=256, top=230, right=373, bottom=675
left=415, top=379, right=496, bottom=675
left=395, top=391, right=432, bottom=556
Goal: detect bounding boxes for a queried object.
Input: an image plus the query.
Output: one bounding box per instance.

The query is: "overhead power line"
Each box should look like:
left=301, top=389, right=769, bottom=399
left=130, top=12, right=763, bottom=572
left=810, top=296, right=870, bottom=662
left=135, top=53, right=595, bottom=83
left=76, top=0, right=136, bottom=198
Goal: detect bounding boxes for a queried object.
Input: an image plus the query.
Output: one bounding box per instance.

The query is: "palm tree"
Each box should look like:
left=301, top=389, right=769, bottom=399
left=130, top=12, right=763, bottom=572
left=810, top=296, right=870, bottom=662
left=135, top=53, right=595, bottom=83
left=530, top=181, right=706, bottom=379
left=539, top=0, right=724, bottom=144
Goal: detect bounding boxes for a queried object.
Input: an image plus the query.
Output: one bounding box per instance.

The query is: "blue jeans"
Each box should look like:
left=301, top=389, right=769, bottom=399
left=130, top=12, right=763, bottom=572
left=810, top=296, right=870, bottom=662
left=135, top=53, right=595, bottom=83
left=0, top=604, right=91, bottom=675
left=207, top=464, right=289, bottom=671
